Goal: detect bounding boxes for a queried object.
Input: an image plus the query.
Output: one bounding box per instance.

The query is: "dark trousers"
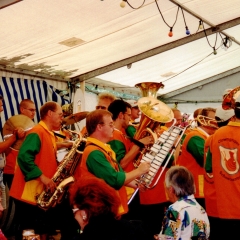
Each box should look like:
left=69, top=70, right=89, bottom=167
left=13, top=195, right=79, bottom=240
left=214, top=218, right=240, bottom=239
left=140, top=202, right=171, bottom=240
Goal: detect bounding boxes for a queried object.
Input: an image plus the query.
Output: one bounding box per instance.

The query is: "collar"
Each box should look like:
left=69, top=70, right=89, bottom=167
left=87, top=137, right=116, bottom=160
left=196, top=127, right=209, bottom=138
left=228, top=121, right=240, bottom=127
left=39, top=121, right=54, bottom=136
left=178, top=194, right=195, bottom=202
left=39, top=121, right=57, bottom=152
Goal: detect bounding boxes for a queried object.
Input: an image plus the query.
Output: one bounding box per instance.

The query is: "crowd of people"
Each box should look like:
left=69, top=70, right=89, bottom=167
left=0, top=87, right=239, bottom=240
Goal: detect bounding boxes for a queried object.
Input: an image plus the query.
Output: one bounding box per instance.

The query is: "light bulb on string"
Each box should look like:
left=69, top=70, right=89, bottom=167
left=168, top=27, right=173, bottom=37
left=120, top=0, right=126, bottom=8
left=198, top=20, right=203, bottom=30
left=213, top=47, right=217, bottom=55
left=221, top=36, right=232, bottom=51
left=185, top=26, right=190, bottom=35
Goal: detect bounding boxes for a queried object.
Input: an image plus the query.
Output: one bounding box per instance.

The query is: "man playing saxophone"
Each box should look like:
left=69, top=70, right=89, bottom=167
left=10, top=101, right=78, bottom=240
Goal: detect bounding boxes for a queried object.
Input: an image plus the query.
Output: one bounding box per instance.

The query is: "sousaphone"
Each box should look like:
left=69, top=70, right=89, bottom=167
left=133, top=82, right=173, bottom=141
left=222, top=86, right=240, bottom=110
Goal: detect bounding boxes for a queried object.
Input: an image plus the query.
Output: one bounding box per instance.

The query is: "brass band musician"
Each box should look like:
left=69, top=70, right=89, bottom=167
left=74, top=109, right=151, bottom=217
left=10, top=102, right=78, bottom=240
left=3, top=99, right=36, bottom=189
left=176, top=107, right=217, bottom=209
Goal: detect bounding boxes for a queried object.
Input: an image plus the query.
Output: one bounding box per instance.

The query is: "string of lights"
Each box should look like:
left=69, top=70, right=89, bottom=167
left=202, top=22, right=218, bottom=55
left=181, top=8, right=190, bottom=35
left=120, top=0, right=146, bottom=9
left=118, top=0, right=233, bottom=53
left=154, top=0, right=180, bottom=37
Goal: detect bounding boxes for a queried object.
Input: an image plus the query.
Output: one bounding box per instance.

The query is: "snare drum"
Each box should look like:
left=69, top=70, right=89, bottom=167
left=57, top=148, right=68, bottom=162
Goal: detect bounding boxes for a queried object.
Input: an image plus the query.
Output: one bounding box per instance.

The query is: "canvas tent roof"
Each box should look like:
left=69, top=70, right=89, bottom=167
left=0, top=0, right=239, bottom=101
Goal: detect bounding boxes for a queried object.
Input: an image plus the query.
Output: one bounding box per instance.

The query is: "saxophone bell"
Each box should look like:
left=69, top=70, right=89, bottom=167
left=37, top=134, right=86, bottom=210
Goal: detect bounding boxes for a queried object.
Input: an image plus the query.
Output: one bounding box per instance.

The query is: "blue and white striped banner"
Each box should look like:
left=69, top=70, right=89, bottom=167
left=0, top=77, right=71, bottom=141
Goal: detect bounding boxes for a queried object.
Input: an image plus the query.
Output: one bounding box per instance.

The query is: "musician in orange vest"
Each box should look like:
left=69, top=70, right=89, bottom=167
left=205, top=94, right=240, bottom=239
left=177, top=107, right=217, bottom=209
left=75, top=109, right=151, bottom=217
left=139, top=108, right=182, bottom=238
left=3, top=99, right=36, bottom=189
left=204, top=106, right=234, bottom=239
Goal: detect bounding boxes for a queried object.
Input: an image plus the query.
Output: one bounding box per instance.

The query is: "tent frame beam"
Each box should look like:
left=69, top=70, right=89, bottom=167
left=160, top=66, right=240, bottom=98
left=170, top=0, right=240, bottom=45
left=71, top=17, right=240, bottom=84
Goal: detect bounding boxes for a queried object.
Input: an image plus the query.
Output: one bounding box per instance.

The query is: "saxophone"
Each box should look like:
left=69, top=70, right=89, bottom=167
left=37, top=133, right=86, bottom=210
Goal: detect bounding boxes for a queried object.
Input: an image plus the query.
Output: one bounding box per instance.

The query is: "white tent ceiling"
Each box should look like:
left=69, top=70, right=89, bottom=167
left=0, top=0, right=239, bottom=99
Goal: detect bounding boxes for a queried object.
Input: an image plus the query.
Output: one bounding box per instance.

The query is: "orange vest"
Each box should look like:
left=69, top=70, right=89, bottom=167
left=204, top=135, right=218, bottom=217
left=209, top=122, right=240, bottom=219
left=10, top=123, right=58, bottom=205
left=75, top=142, right=128, bottom=216
left=139, top=127, right=170, bottom=204
left=177, top=128, right=208, bottom=199
left=4, top=149, right=18, bottom=174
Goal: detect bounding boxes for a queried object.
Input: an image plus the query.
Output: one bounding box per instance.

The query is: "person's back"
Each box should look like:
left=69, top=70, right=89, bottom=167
left=207, top=120, right=240, bottom=219
left=156, top=166, right=210, bottom=240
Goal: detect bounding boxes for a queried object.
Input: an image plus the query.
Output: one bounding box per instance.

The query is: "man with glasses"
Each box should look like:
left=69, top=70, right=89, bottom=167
left=107, top=99, right=153, bottom=222
left=0, top=95, right=25, bottom=238
left=95, top=92, right=116, bottom=110
left=10, top=101, right=78, bottom=240
left=108, top=99, right=152, bottom=171
left=3, top=99, right=36, bottom=189
left=19, top=99, right=36, bottom=120
left=81, top=92, right=116, bottom=136
left=75, top=109, right=150, bottom=217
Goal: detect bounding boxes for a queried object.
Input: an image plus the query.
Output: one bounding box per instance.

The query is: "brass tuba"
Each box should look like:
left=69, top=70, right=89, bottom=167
left=222, top=86, right=240, bottom=110
left=132, top=82, right=174, bottom=167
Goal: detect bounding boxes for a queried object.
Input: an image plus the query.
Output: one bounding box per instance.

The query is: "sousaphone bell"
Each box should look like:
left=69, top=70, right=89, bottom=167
left=222, top=86, right=240, bottom=110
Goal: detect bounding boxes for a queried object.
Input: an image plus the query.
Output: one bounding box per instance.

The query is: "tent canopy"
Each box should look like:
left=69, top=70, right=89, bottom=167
left=0, top=0, right=239, bottom=100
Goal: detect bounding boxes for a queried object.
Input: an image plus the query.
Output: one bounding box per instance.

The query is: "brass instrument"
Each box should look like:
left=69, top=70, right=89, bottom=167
left=222, top=86, right=240, bottom=110
left=62, top=103, right=73, bottom=116
left=135, top=82, right=164, bottom=98
left=133, top=81, right=173, bottom=154
left=196, top=115, right=219, bottom=129
left=37, top=133, right=86, bottom=210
